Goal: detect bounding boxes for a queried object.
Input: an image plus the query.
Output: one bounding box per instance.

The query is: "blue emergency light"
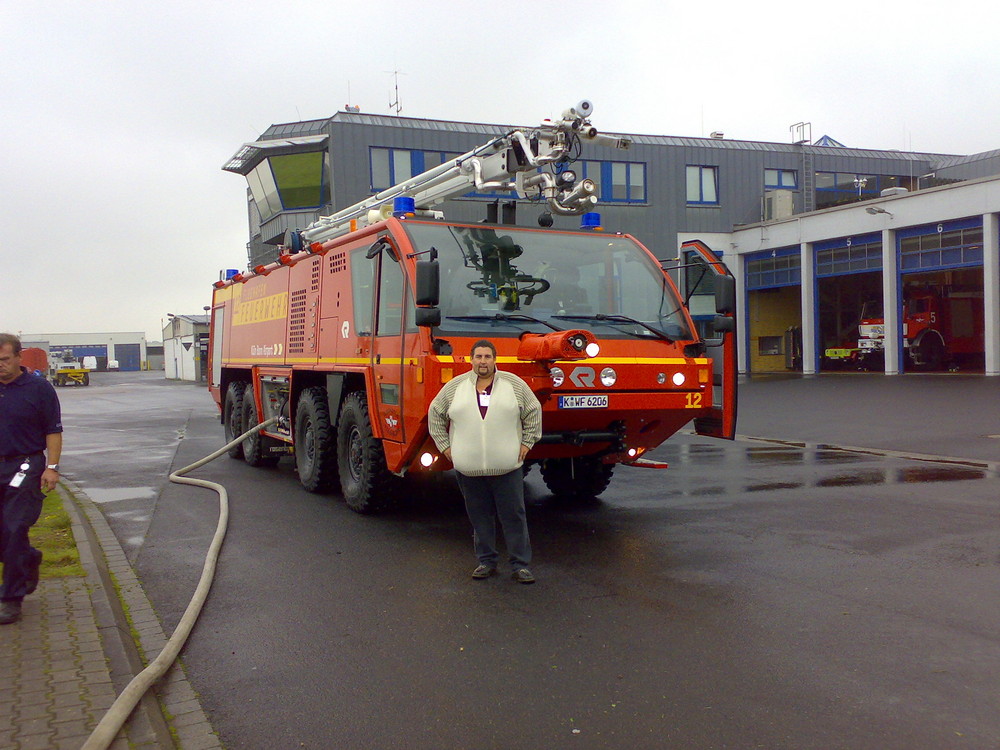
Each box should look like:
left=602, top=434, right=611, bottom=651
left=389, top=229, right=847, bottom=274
left=393, top=196, right=416, bottom=217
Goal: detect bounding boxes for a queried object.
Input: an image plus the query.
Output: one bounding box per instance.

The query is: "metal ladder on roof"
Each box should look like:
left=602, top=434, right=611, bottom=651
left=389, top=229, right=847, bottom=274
left=801, top=149, right=815, bottom=212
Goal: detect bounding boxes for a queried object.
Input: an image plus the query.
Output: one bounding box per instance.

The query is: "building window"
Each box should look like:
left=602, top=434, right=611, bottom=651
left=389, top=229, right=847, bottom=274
left=269, top=152, right=326, bottom=209
left=371, top=147, right=423, bottom=191
left=898, top=220, right=984, bottom=271
left=687, top=165, right=719, bottom=205
left=815, top=234, right=883, bottom=277
left=746, top=249, right=801, bottom=289
left=569, top=161, right=646, bottom=203
left=758, top=336, right=782, bottom=356
left=765, top=169, right=797, bottom=189
left=814, top=172, right=910, bottom=209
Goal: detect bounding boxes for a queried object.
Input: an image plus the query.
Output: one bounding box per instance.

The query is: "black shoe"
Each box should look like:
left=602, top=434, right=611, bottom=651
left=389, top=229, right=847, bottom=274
left=0, top=601, right=22, bottom=625
left=511, top=568, right=536, bottom=584
left=472, top=564, right=497, bottom=580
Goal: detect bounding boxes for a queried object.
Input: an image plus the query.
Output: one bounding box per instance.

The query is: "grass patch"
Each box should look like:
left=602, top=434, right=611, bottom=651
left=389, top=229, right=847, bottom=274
left=30, top=486, right=85, bottom=578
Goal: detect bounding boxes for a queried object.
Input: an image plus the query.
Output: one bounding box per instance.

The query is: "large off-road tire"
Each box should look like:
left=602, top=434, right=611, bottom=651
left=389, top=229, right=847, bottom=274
left=224, top=381, right=247, bottom=459
left=241, top=389, right=279, bottom=468
left=294, top=387, right=338, bottom=492
left=540, top=457, right=614, bottom=501
left=336, top=391, right=396, bottom=514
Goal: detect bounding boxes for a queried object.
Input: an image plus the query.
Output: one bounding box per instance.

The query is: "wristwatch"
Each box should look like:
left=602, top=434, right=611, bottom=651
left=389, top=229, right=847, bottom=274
left=46, top=464, right=60, bottom=472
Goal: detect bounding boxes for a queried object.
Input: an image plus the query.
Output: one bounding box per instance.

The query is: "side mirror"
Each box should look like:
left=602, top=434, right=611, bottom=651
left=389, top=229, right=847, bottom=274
left=415, top=260, right=440, bottom=306
left=715, top=274, right=736, bottom=315
left=415, top=307, right=441, bottom=327
left=713, top=315, right=735, bottom=333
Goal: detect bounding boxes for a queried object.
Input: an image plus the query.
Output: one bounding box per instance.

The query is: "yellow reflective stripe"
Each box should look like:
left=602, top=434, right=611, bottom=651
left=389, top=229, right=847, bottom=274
left=227, top=356, right=710, bottom=366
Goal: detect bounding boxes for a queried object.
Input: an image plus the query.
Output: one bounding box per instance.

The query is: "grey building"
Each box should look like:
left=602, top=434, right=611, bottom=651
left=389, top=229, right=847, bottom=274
left=223, top=109, right=1000, bottom=376
left=222, top=109, right=983, bottom=268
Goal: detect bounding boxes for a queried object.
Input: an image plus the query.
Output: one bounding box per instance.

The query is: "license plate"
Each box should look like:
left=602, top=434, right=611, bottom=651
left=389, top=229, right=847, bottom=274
left=859, top=339, right=881, bottom=350
left=558, top=394, right=608, bottom=409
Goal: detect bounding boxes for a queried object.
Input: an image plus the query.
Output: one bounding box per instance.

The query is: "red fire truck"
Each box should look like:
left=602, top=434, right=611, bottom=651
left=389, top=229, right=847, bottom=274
left=209, top=103, right=737, bottom=513
left=856, top=286, right=985, bottom=370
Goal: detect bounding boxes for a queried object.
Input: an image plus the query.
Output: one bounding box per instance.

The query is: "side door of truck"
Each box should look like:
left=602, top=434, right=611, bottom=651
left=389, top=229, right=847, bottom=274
left=368, top=237, right=409, bottom=449
left=681, top=239, right=737, bottom=440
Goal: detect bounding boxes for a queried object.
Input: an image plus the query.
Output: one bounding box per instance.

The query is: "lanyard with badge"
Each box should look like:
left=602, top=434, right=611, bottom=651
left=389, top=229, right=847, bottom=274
left=9, top=461, right=29, bottom=488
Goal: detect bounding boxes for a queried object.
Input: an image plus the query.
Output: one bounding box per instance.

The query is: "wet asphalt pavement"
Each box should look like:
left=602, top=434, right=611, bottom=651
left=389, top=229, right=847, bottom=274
left=55, top=371, right=1000, bottom=749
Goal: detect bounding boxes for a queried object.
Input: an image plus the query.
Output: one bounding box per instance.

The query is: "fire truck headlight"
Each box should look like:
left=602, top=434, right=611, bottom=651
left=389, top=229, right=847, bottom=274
left=627, top=447, right=638, bottom=458
left=672, top=372, right=686, bottom=386
left=600, top=367, right=617, bottom=386
left=585, top=342, right=600, bottom=358
left=657, top=372, right=666, bottom=384
left=420, top=452, right=436, bottom=467
left=550, top=367, right=565, bottom=387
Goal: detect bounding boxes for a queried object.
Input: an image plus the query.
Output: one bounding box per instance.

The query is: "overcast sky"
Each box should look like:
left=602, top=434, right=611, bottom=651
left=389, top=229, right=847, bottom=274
left=3, top=0, right=997, bottom=341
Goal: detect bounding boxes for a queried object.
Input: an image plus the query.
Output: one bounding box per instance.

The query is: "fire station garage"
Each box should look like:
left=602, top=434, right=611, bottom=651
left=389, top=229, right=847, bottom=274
left=724, top=174, right=1000, bottom=375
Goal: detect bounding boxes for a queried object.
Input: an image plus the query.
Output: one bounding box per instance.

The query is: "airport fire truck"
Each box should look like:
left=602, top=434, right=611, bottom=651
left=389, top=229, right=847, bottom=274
left=209, top=102, right=737, bottom=513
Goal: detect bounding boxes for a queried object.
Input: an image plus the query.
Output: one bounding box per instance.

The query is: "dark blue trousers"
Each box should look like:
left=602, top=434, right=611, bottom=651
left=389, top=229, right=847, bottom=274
left=455, top=468, right=531, bottom=569
left=0, top=454, right=44, bottom=602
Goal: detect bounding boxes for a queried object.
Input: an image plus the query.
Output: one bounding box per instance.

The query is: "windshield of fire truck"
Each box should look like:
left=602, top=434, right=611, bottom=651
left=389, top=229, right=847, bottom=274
left=402, top=223, right=693, bottom=341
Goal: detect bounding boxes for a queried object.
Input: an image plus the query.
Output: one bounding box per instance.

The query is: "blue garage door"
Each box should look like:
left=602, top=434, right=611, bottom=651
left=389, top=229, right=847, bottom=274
left=115, top=343, right=142, bottom=371
left=71, top=345, right=107, bottom=358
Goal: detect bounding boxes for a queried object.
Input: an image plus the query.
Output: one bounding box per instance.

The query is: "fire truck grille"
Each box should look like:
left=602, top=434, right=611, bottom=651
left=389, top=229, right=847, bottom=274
left=289, top=289, right=308, bottom=353
left=328, top=252, right=347, bottom=275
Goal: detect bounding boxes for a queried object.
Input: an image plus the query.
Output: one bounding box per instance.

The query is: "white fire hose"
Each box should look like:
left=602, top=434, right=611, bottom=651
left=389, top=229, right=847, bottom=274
left=82, top=417, right=277, bottom=750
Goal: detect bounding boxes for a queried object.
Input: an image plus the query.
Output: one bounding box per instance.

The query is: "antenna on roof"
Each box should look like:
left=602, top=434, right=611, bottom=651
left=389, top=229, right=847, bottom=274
left=387, top=69, right=405, bottom=115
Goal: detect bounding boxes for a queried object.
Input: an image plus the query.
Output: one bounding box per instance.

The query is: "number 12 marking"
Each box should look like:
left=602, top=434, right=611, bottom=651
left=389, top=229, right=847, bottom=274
left=685, top=393, right=703, bottom=409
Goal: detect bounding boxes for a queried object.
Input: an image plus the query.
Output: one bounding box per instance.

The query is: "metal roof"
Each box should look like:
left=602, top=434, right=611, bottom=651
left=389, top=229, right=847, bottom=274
left=931, top=148, right=1000, bottom=169
left=324, top=111, right=955, bottom=161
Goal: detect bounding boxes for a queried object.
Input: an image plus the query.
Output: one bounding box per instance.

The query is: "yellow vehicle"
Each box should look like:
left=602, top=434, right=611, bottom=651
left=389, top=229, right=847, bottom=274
left=50, top=351, right=91, bottom=386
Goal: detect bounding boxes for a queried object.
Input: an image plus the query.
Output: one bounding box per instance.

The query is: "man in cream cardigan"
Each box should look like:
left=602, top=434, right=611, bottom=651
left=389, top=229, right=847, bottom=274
left=429, top=340, right=542, bottom=583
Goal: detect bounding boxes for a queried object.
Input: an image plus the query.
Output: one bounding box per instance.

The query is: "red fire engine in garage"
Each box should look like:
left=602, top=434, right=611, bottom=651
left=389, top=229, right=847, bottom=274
left=209, top=102, right=737, bottom=513
left=855, top=286, right=985, bottom=370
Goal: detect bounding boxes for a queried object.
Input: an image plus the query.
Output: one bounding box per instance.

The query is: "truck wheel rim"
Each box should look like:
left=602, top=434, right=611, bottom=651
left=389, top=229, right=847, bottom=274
left=302, top=418, right=315, bottom=463
left=348, top=426, right=364, bottom=482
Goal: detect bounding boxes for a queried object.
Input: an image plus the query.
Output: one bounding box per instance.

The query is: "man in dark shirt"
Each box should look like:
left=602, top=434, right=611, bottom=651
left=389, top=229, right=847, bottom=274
left=0, top=333, right=63, bottom=625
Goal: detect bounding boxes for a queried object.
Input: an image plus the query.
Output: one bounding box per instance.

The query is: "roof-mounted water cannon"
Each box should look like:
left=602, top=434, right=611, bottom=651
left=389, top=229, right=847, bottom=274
left=516, top=330, right=600, bottom=363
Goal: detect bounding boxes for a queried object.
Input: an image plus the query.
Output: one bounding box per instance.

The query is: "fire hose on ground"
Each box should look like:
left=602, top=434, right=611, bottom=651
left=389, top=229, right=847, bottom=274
left=81, top=417, right=277, bottom=750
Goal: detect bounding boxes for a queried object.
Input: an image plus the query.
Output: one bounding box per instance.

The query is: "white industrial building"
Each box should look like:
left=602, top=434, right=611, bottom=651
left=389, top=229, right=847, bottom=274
left=20, top=332, right=148, bottom=371
left=162, top=314, right=210, bottom=381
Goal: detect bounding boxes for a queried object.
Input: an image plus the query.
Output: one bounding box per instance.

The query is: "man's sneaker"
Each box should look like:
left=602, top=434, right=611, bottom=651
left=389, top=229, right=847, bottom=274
left=0, top=601, right=23, bottom=625
left=511, top=568, right=536, bottom=584
left=472, top=564, right=497, bottom=580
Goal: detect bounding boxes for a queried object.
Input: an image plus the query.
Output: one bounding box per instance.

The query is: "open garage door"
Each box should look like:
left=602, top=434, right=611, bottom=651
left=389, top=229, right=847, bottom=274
left=745, top=247, right=802, bottom=373
left=815, top=233, right=883, bottom=372
left=896, top=219, right=985, bottom=372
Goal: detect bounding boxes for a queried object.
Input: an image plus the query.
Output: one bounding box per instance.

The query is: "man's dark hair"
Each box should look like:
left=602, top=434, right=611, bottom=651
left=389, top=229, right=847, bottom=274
left=470, top=339, right=496, bottom=357
left=0, top=333, right=22, bottom=355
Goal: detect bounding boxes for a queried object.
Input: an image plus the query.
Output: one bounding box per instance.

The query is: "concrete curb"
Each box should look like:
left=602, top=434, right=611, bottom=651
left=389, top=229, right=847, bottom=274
left=60, top=478, right=222, bottom=749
